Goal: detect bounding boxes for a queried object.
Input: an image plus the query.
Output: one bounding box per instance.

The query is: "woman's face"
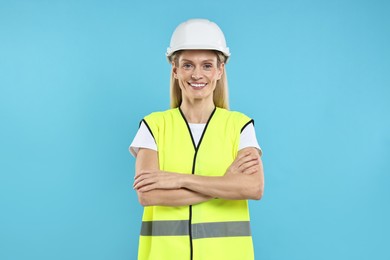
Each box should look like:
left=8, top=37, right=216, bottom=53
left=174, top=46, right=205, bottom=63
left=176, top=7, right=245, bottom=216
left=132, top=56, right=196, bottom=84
left=173, top=50, right=224, bottom=103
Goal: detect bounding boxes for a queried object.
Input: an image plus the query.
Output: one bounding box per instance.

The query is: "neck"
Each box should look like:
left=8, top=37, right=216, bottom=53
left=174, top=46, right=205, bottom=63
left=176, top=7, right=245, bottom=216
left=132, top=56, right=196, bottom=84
left=180, top=99, right=215, bottom=124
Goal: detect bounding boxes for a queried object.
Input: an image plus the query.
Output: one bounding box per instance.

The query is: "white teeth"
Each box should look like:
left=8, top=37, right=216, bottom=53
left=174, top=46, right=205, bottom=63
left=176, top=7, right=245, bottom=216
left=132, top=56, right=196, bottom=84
left=190, top=83, right=206, bottom=87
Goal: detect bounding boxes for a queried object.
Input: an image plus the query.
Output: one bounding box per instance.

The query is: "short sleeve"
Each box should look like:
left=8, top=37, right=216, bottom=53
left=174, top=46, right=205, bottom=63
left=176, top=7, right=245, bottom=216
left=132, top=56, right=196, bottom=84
left=239, top=122, right=262, bottom=156
left=129, top=121, right=158, bottom=157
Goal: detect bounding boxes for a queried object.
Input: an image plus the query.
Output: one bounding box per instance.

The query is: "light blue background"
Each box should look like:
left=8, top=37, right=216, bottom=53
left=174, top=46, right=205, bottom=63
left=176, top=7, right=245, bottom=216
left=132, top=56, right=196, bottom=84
left=1, top=0, right=389, bottom=259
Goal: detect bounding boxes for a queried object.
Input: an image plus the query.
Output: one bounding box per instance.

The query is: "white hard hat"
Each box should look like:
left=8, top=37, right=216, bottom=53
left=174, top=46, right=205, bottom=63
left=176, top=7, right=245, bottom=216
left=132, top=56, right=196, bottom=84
left=166, top=19, right=231, bottom=63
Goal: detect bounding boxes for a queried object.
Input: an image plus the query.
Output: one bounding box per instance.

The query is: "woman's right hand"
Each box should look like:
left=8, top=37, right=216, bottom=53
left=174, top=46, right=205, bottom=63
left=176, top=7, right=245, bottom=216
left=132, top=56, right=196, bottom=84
left=133, top=170, right=184, bottom=192
left=225, top=149, right=260, bottom=175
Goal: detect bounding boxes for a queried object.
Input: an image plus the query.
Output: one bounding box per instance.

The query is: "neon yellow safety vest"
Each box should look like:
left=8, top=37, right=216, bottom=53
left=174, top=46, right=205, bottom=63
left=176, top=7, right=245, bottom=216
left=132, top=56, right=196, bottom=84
left=138, top=107, right=255, bottom=260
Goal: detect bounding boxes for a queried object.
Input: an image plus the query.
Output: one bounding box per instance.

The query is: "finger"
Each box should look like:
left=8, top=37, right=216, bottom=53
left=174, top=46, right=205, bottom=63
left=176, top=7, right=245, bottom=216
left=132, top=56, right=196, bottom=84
left=231, top=153, right=250, bottom=169
left=228, top=156, right=251, bottom=173
left=134, top=169, right=155, bottom=180
left=139, top=183, right=157, bottom=192
left=233, top=152, right=251, bottom=165
left=237, top=151, right=251, bottom=160
left=134, top=176, right=156, bottom=190
left=134, top=180, right=151, bottom=190
left=133, top=174, right=147, bottom=187
left=134, top=171, right=155, bottom=183
left=237, top=154, right=258, bottom=169
left=227, top=153, right=253, bottom=174
left=133, top=178, right=144, bottom=189
left=134, top=172, right=146, bottom=181
left=239, top=158, right=259, bottom=172
left=243, top=165, right=259, bottom=175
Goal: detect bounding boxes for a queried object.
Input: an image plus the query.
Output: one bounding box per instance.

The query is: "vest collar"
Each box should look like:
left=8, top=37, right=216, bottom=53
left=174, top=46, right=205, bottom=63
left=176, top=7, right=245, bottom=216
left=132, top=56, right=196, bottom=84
left=178, top=106, right=217, bottom=151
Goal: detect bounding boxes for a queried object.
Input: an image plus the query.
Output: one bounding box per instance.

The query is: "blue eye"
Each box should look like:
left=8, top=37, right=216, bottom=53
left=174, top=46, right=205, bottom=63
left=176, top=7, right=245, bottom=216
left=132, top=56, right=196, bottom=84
left=204, top=64, right=213, bottom=70
left=183, top=64, right=193, bottom=69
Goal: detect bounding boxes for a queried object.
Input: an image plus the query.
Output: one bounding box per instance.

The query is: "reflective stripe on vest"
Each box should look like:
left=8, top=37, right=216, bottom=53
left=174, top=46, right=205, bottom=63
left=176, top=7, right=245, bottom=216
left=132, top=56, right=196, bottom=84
left=141, top=220, right=251, bottom=239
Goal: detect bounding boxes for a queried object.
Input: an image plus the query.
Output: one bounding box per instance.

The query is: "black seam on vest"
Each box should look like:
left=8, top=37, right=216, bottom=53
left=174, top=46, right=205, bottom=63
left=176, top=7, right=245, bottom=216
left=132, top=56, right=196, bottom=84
left=196, top=107, right=217, bottom=152
left=178, top=106, right=217, bottom=260
left=141, top=119, right=157, bottom=145
left=241, top=119, right=254, bottom=133
left=178, top=108, right=196, bottom=150
left=189, top=205, right=193, bottom=260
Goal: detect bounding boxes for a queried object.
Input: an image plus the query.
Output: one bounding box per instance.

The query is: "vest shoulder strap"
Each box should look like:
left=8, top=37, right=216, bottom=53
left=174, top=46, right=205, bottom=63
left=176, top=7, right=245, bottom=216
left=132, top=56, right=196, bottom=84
left=142, top=108, right=179, bottom=143
left=214, top=108, right=253, bottom=133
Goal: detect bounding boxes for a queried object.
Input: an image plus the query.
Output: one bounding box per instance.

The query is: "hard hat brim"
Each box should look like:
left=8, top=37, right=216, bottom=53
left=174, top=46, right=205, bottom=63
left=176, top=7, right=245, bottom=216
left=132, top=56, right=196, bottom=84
left=166, top=46, right=230, bottom=63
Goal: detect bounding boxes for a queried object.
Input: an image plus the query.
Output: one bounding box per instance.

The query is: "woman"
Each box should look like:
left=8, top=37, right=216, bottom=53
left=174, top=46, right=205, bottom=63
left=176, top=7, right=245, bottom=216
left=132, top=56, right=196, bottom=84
left=130, top=19, right=264, bottom=260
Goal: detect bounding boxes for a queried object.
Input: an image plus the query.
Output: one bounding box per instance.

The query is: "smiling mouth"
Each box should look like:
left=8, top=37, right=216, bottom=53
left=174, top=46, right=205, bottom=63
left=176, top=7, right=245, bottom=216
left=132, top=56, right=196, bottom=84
left=188, top=82, right=207, bottom=89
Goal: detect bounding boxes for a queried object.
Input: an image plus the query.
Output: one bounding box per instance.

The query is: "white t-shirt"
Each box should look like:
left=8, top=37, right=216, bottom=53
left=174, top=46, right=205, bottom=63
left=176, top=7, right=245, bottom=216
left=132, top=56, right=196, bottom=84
left=129, top=121, right=262, bottom=157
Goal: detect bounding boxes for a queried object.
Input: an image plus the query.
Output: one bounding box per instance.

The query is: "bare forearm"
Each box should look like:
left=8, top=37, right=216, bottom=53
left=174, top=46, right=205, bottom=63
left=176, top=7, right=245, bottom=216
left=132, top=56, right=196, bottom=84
left=137, top=188, right=213, bottom=207
left=181, top=173, right=262, bottom=200
left=134, top=148, right=264, bottom=203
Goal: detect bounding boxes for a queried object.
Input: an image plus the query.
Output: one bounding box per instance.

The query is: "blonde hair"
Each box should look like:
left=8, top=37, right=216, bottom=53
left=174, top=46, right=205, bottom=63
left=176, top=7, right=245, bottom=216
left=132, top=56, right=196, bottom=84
left=169, top=51, right=229, bottom=109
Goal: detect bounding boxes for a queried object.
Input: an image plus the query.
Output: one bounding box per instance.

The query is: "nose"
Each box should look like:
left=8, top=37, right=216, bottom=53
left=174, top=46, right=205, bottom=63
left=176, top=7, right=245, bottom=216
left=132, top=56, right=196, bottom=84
left=191, top=67, right=203, bottom=80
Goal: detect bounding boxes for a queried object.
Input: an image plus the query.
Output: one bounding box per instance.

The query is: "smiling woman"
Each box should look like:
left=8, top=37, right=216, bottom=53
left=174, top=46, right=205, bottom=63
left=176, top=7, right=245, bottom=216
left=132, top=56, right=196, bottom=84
left=172, top=50, right=224, bottom=114
left=129, top=19, right=264, bottom=260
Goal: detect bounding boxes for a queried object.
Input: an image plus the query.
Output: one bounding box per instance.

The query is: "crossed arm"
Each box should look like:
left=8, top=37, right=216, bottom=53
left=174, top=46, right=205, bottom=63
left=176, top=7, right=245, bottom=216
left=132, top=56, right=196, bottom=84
left=133, top=147, right=264, bottom=207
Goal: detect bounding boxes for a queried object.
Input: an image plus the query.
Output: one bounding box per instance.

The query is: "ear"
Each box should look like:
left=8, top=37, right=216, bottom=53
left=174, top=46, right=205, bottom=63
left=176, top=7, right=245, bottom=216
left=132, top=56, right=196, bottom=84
left=217, top=63, right=225, bottom=80
left=172, top=62, right=178, bottom=79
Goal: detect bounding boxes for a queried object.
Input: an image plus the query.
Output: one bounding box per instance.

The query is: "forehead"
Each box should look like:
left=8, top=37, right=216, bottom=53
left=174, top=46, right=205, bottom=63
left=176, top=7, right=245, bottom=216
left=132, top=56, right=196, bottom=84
left=178, top=50, right=218, bottom=62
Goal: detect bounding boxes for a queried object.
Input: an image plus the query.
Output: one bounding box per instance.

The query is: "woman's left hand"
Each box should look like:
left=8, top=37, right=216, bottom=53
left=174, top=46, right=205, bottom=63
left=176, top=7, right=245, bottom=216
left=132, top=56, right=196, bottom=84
left=133, top=170, right=183, bottom=192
